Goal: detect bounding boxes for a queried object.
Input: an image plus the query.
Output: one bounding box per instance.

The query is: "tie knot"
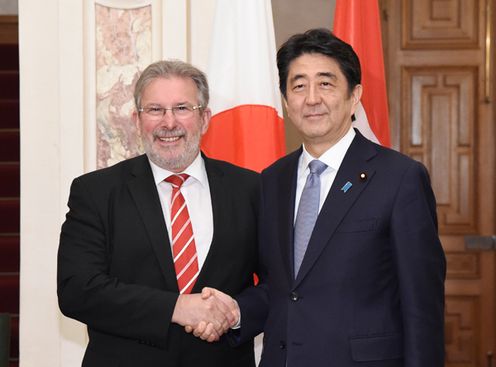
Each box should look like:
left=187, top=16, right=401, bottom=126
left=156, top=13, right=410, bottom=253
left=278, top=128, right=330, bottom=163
left=308, top=160, right=327, bottom=176
left=165, top=174, right=189, bottom=189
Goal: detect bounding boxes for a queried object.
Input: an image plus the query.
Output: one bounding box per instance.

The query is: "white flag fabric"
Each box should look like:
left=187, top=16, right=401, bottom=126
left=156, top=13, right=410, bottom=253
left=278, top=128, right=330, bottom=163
left=201, top=0, right=285, bottom=172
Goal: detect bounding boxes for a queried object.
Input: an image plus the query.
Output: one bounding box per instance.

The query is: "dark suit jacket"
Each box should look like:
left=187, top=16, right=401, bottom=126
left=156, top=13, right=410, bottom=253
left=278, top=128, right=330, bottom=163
left=236, top=130, right=446, bottom=367
left=57, top=154, right=259, bottom=367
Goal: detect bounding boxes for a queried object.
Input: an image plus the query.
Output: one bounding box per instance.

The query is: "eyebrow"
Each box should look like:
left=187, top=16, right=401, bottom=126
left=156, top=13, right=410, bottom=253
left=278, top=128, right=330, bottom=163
left=143, top=101, right=190, bottom=107
left=317, top=72, right=338, bottom=79
left=317, top=72, right=338, bottom=80
left=289, top=72, right=338, bottom=83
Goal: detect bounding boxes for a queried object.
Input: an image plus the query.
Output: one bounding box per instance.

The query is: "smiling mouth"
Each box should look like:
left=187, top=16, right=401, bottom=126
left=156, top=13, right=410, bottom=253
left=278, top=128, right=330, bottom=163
left=157, top=136, right=181, bottom=143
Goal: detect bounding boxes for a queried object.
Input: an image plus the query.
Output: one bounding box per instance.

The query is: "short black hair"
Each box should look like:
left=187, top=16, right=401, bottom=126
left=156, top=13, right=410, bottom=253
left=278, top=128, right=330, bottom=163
left=277, top=28, right=361, bottom=98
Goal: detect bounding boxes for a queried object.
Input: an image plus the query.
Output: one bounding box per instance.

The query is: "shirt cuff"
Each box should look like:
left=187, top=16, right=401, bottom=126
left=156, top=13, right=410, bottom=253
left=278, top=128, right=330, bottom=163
left=231, top=300, right=241, bottom=329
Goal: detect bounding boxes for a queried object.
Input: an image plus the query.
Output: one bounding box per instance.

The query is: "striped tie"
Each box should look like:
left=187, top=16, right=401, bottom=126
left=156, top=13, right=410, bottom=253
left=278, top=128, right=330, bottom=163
left=165, top=174, right=199, bottom=294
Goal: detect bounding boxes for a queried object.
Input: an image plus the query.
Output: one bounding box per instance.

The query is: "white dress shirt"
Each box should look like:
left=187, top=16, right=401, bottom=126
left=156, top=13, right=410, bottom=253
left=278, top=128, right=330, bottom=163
left=294, top=127, right=356, bottom=222
left=148, top=153, right=213, bottom=270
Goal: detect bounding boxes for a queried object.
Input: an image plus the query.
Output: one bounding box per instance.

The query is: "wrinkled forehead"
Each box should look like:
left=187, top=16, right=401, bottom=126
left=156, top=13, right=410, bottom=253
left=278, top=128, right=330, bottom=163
left=141, top=76, right=200, bottom=104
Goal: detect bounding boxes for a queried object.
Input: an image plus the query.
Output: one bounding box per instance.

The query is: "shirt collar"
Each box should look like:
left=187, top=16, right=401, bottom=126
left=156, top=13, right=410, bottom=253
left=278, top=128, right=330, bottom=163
left=148, top=152, right=208, bottom=187
left=300, top=127, right=356, bottom=173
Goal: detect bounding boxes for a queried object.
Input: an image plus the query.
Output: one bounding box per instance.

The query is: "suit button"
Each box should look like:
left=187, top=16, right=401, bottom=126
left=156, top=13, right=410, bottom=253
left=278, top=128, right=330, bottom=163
left=290, top=292, right=299, bottom=301
left=279, top=341, right=286, bottom=349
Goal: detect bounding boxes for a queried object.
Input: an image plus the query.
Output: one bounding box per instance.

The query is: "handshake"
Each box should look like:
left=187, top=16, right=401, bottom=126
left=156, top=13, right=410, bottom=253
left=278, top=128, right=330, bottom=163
left=172, top=287, right=240, bottom=342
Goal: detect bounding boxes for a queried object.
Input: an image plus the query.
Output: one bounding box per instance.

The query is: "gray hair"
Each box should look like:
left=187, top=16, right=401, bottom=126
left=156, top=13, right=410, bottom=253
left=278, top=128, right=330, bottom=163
left=134, top=59, right=209, bottom=109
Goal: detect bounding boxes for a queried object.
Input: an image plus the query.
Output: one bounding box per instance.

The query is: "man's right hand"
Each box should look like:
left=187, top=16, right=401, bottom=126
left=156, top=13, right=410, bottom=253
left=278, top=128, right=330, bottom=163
left=172, top=291, right=238, bottom=342
left=183, top=287, right=240, bottom=342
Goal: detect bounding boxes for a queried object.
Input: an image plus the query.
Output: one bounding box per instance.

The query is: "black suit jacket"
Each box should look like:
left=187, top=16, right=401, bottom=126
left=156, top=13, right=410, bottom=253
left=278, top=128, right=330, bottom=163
left=57, top=154, right=259, bottom=367
left=236, top=130, right=446, bottom=367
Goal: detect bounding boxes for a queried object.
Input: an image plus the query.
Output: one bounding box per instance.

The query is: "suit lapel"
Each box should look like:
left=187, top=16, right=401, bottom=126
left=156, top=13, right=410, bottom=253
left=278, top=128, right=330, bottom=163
left=275, top=150, right=300, bottom=282
left=294, top=132, right=378, bottom=286
left=126, top=155, right=179, bottom=291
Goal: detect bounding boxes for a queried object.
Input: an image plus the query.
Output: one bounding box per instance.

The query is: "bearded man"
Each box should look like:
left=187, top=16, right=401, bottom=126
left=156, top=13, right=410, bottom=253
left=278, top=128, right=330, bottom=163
left=57, top=60, right=259, bottom=367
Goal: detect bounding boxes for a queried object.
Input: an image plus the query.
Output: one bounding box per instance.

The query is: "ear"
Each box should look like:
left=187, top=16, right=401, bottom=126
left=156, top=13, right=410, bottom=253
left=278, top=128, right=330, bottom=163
left=282, top=97, right=289, bottom=111
left=350, top=84, right=363, bottom=115
left=200, top=107, right=212, bottom=135
left=132, top=110, right=141, bottom=132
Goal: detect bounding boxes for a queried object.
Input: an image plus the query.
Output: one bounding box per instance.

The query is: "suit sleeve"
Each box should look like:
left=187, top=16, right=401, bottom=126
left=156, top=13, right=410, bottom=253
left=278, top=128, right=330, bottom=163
left=233, top=181, right=270, bottom=343
left=57, top=177, right=177, bottom=348
left=390, top=161, right=446, bottom=366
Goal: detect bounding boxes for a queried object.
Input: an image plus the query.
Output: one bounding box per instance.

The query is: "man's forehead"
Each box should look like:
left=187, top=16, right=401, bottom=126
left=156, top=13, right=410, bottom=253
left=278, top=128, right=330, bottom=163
left=142, top=76, right=198, bottom=97
left=288, top=53, right=341, bottom=73
left=288, top=66, right=341, bottom=84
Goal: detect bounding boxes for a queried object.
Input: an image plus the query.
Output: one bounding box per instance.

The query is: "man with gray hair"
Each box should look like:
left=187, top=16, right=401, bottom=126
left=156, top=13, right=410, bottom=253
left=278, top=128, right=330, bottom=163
left=57, top=60, right=259, bottom=367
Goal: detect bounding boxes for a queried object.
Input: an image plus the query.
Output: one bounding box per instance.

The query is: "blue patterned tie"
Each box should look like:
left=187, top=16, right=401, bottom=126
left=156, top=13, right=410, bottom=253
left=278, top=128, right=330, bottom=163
left=293, top=159, right=328, bottom=277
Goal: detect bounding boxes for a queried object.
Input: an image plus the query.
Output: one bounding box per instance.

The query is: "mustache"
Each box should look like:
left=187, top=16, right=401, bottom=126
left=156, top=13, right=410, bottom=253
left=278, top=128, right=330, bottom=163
left=152, top=127, right=186, bottom=139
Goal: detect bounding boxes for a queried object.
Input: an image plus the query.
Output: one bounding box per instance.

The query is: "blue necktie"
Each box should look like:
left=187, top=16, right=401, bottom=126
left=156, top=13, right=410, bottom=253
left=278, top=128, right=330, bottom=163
left=293, top=159, right=328, bottom=277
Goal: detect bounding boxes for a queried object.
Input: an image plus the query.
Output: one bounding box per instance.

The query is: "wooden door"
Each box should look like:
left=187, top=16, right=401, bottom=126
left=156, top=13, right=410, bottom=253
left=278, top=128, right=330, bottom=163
left=381, top=0, right=496, bottom=366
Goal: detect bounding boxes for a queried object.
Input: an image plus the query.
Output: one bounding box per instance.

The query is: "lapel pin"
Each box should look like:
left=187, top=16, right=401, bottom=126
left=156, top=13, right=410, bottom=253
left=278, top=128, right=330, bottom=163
left=359, top=172, right=367, bottom=181
left=341, top=181, right=353, bottom=193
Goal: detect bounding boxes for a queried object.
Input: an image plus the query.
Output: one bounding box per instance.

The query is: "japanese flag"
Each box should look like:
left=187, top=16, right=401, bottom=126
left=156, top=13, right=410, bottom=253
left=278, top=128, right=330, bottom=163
left=201, top=0, right=286, bottom=172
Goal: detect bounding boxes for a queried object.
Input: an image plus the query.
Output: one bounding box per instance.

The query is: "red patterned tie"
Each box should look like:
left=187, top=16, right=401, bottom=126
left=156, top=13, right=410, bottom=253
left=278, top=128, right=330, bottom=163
left=165, top=174, right=199, bottom=294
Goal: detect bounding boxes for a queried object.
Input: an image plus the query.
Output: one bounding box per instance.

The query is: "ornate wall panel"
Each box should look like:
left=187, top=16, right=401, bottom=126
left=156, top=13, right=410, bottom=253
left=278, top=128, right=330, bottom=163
left=446, top=252, right=480, bottom=279
left=95, top=4, right=151, bottom=168
left=445, top=296, right=479, bottom=366
left=402, top=0, right=479, bottom=49
left=401, top=67, right=477, bottom=234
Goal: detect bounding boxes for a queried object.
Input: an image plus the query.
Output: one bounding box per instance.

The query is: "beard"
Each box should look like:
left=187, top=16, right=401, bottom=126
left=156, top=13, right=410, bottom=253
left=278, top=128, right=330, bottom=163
left=142, top=126, right=202, bottom=172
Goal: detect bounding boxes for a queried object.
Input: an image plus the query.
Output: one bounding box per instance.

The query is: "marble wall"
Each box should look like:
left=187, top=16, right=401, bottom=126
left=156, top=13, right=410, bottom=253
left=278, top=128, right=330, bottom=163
left=95, top=5, right=151, bottom=168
